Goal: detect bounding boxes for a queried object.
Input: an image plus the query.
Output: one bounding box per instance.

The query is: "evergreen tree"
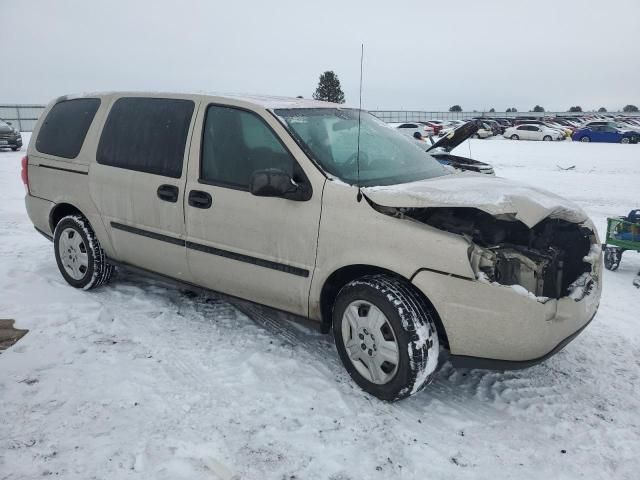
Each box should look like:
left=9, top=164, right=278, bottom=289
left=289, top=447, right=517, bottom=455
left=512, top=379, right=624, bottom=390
left=568, top=106, right=582, bottom=112
left=532, top=105, right=545, bottom=112
left=623, top=104, right=639, bottom=112
left=449, top=105, right=463, bottom=112
left=598, top=107, right=607, bottom=112
left=489, top=108, right=495, bottom=112
left=313, top=71, right=345, bottom=104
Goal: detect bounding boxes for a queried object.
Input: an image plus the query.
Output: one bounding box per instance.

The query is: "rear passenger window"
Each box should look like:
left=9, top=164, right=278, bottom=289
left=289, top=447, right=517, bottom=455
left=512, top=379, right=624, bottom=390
left=97, top=97, right=195, bottom=178
left=200, top=105, right=296, bottom=189
left=36, top=98, right=100, bottom=159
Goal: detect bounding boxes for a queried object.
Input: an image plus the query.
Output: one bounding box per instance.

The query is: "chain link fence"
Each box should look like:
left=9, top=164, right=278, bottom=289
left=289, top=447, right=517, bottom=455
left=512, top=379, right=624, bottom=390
left=1, top=104, right=638, bottom=132
left=0, top=105, right=46, bottom=132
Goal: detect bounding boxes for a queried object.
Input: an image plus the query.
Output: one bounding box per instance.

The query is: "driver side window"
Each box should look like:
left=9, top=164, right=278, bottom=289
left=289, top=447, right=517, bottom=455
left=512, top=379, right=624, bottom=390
left=200, top=105, right=297, bottom=189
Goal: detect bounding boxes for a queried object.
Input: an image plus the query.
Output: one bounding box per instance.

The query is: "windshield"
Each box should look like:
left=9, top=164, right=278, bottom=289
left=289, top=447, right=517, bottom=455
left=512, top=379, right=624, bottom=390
left=274, top=108, right=448, bottom=187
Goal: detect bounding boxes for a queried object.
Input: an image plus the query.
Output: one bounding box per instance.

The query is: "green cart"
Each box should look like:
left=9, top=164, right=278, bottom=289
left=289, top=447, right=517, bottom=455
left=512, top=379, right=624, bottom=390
left=603, top=210, right=640, bottom=271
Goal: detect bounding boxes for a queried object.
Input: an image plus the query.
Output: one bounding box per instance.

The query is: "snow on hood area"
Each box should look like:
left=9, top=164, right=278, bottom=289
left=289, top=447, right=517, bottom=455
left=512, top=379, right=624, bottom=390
left=363, top=172, right=588, bottom=228
left=2, top=135, right=640, bottom=479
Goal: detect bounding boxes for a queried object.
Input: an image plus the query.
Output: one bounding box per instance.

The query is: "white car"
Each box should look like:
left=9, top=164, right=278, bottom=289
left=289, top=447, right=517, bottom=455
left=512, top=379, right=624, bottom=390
left=438, top=120, right=466, bottom=137
left=504, top=124, right=564, bottom=141
left=473, top=122, right=494, bottom=139
left=387, top=122, right=434, bottom=137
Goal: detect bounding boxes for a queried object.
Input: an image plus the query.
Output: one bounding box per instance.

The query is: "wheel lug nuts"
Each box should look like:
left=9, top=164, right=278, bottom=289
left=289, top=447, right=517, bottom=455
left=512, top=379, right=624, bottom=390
left=358, top=333, right=364, bottom=340
left=370, top=334, right=375, bottom=340
left=368, top=349, right=373, bottom=356
left=363, top=329, right=368, bottom=335
left=361, top=344, right=366, bottom=350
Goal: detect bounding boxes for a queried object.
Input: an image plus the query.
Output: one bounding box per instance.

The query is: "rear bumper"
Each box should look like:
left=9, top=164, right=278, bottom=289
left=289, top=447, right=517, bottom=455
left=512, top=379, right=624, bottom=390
left=412, top=268, right=601, bottom=365
left=25, top=194, right=54, bottom=237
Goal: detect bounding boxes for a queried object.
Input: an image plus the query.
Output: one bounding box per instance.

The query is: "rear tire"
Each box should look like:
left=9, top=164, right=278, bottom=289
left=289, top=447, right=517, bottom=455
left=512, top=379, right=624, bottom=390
left=332, top=275, right=440, bottom=402
left=543, top=135, right=552, bottom=141
left=11, top=147, right=19, bottom=151
left=621, top=137, right=630, bottom=144
left=53, top=215, right=114, bottom=290
left=510, top=134, right=519, bottom=140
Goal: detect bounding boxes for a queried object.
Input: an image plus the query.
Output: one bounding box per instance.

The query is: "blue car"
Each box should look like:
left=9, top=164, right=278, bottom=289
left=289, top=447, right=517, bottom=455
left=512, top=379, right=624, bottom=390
left=572, top=125, right=639, bottom=144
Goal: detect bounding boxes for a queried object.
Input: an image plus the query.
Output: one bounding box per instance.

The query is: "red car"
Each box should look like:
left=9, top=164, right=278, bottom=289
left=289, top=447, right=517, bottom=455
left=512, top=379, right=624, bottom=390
left=419, top=121, right=444, bottom=135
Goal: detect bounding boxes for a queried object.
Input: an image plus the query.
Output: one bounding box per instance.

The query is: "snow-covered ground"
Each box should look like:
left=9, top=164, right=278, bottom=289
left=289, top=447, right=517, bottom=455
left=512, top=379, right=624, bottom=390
left=1, top=134, right=639, bottom=479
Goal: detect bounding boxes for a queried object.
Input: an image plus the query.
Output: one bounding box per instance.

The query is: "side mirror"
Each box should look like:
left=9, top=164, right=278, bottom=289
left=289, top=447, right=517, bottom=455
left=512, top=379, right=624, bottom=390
left=250, top=169, right=310, bottom=201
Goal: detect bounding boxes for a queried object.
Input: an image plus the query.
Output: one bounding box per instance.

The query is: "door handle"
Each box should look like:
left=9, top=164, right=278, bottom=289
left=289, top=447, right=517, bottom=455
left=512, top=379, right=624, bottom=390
left=157, top=184, right=179, bottom=203
left=188, top=190, right=212, bottom=209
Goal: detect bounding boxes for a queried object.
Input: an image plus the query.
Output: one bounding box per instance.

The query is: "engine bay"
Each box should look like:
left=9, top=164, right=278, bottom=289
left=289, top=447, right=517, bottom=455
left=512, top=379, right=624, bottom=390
left=379, top=206, right=596, bottom=299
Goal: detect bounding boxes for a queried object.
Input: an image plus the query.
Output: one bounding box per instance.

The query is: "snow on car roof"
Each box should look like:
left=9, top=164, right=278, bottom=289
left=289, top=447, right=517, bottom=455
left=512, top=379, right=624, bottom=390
left=56, top=91, right=348, bottom=110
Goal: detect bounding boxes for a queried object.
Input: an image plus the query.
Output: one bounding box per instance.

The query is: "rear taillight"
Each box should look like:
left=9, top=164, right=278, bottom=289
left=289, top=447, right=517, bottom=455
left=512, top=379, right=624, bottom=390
left=21, top=155, right=29, bottom=193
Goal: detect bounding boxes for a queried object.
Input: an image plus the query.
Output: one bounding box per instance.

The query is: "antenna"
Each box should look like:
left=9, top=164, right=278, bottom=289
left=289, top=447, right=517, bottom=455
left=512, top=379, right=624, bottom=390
left=356, top=43, right=364, bottom=201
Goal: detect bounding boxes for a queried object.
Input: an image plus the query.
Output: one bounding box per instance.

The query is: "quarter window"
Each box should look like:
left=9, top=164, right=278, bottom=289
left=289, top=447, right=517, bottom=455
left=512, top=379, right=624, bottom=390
left=97, top=97, right=194, bottom=178
left=36, top=98, right=100, bottom=159
left=200, top=105, right=297, bottom=189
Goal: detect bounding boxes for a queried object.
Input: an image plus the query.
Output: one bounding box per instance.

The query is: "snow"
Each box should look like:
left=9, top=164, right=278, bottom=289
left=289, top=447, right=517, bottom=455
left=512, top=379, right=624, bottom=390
left=1, top=134, right=640, bottom=479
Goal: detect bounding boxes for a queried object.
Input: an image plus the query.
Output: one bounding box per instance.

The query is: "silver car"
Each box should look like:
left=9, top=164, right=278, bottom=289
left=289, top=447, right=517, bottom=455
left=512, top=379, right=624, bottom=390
left=23, top=92, right=602, bottom=401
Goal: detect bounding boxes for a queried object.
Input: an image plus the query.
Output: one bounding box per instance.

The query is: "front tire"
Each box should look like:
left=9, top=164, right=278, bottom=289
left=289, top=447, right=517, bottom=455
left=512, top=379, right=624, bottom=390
left=580, top=136, right=591, bottom=142
left=11, top=147, right=20, bottom=151
left=510, top=134, right=519, bottom=140
left=621, top=137, right=630, bottom=144
left=332, top=275, right=440, bottom=402
left=54, top=215, right=114, bottom=289
left=543, top=135, right=552, bottom=141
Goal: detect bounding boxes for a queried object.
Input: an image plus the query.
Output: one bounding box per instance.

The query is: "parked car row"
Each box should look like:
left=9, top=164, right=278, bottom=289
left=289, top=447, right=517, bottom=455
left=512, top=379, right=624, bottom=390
left=390, top=114, right=640, bottom=144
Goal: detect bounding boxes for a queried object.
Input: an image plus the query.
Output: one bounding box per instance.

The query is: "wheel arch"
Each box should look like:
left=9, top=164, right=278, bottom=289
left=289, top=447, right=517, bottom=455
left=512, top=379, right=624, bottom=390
left=318, top=264, right=450, bottom=348
left=49, top=203, right=87, bottom=233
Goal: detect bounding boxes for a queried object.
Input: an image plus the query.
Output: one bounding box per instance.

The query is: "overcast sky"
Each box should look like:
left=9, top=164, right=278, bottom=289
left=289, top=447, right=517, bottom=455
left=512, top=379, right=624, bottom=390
left=1, top=0, right=639, bottom=111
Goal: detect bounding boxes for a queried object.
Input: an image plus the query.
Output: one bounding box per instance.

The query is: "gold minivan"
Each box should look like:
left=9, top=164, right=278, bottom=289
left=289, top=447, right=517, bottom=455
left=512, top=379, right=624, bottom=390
left=23, top=92, right=602, bottom=401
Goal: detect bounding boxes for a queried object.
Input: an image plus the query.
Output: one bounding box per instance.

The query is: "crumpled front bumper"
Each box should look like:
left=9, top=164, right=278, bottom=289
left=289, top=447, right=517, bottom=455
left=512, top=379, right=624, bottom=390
left=412, top=267, right=601, bottom=367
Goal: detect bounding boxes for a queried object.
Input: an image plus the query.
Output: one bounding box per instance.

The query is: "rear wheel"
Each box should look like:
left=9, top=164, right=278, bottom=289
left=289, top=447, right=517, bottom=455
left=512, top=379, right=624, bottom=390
left=11, top=147, right=19, bottom=151
left=332, top=275, right=440, bottom=402
left=543, top=135, right=552, bottom=141
left=580, top=136, right=591, bottom=142
left=603, top=246, right=623, bottom=271
left=621, top=137, right=630, bottom=144
left=54, top=215, right=114, bottom=289
left=510, top=134, right=519, bottom=140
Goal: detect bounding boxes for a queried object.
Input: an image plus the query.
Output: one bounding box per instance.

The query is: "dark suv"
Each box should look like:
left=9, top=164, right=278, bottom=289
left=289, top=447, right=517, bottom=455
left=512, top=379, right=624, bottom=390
left=0, top=119, right=23, bottom=151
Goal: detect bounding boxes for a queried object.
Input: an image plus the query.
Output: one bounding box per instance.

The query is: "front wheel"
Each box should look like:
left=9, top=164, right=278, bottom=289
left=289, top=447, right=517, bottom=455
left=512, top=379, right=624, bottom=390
left=333, top=275, right=440, bottom=402
left=543, top=135, right=552, bottom=141
left=510, top=134, right=519, bottom=140
left=621, top=137, right=630, bottom=144
left=11, top=147, right=20, bottom=151
left=580, top=136, right=591, bottom=142
left=54, top=215, right=114, bottom=289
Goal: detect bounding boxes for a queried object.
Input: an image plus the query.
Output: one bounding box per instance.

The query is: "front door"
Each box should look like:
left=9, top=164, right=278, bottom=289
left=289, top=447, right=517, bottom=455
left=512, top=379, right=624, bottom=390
left=89, top=95, right=198, bottom=280
left=184, top=102, right=325, bottom=316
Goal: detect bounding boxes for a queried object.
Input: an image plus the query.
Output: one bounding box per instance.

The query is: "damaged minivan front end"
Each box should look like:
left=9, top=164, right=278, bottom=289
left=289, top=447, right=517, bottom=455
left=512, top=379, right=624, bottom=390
left=363, top=174, right=602, bottom=368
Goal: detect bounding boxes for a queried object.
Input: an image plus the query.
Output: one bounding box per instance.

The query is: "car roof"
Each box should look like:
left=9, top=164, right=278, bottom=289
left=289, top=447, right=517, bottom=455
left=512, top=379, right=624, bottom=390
left=54, top=91, right=346, bottom=110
